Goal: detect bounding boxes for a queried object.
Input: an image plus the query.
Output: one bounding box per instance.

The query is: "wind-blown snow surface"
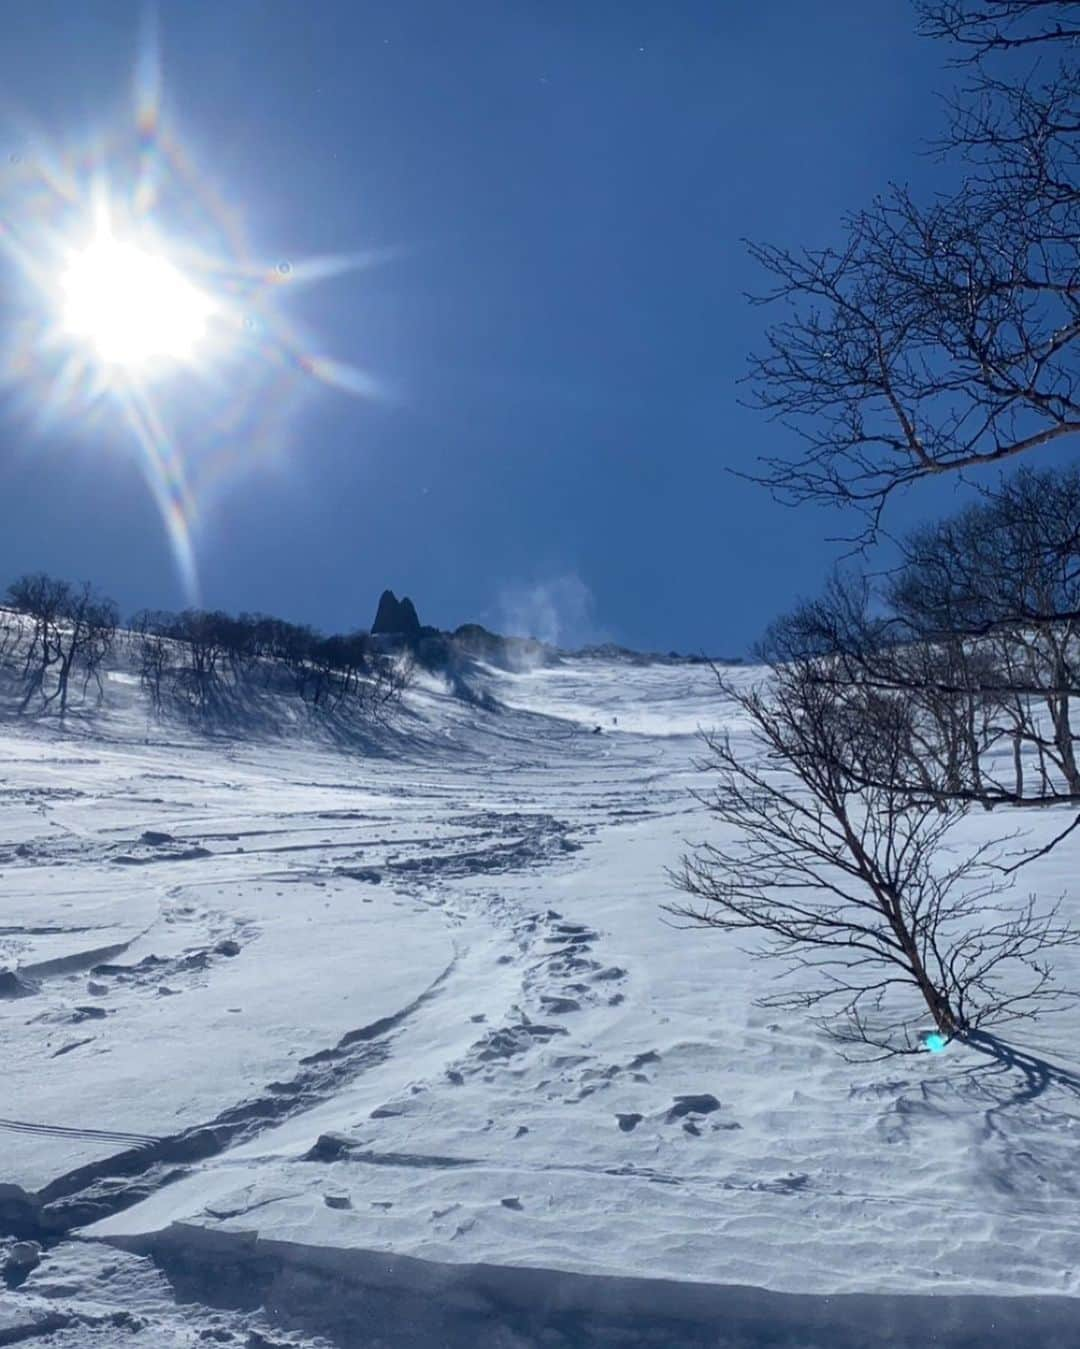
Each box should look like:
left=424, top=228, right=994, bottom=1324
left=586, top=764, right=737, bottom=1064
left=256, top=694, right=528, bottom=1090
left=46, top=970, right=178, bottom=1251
left=2, top=654, right=1080, bottom=1346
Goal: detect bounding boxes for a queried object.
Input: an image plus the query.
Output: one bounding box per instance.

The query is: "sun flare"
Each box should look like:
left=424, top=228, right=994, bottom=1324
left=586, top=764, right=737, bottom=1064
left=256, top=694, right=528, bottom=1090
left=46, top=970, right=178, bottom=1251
left=0, top=27, right=380, bottom=605
left=61, top=234, right=214, bottom=368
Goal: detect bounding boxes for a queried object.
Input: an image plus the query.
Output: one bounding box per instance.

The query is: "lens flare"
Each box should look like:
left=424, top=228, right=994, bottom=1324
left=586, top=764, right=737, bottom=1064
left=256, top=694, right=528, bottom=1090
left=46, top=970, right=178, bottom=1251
left=0, top=26, right=383, bottom=603
left=61, top=234, right=214, bottom=366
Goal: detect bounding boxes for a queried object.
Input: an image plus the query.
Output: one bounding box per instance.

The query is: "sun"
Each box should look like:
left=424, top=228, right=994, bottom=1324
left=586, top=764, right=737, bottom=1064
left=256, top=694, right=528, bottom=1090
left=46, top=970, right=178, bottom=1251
left=61, top=233, right=215, bottom=368
left=0, top=27, right=381, bottom=605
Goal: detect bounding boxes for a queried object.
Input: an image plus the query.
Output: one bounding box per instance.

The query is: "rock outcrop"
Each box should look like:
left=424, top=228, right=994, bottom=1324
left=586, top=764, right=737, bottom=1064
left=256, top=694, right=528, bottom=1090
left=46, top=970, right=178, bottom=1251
left=371, top=590, right=421, bottom=637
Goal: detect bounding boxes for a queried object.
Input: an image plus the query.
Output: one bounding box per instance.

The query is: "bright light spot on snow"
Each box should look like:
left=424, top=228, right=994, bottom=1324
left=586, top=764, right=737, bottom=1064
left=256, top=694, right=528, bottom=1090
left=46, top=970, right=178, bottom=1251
left=62, top=234, right=214, bottom=367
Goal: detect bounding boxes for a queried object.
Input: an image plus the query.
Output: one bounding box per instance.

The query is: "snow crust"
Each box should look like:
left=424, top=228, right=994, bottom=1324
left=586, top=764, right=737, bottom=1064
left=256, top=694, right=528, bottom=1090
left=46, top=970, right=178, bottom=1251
left=3, top=650, right=1080, bottom=1333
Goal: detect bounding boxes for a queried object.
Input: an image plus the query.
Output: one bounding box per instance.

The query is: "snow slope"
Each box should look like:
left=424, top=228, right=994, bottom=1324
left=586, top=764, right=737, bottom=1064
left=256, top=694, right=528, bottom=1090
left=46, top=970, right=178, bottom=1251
left=2, top=652, right=1079, bottom=1346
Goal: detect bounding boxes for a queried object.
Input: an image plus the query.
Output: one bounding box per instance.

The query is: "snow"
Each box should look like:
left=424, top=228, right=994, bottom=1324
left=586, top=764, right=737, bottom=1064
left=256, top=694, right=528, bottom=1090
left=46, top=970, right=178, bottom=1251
left=2, top=649, right=1079, bottom=1343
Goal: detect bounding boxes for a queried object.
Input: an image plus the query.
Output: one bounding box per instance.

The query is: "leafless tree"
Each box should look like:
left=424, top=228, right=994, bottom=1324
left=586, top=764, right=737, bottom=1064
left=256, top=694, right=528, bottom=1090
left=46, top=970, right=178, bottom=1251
left=760, top=464, right=1080, bottom=811
left=918, top=2, right=1080, bottom=57
left=129, top=610, right=177, bottom=711
left=666, top=663, right=1078, bottom=1054
left=164, top=610, right=230, bottom=712
left=126, top=604, right=412, bottom=726
left=59, top=584, right=118, bottom=716
left=745, top=4, right=1079, bottom=536
left=298, top=629, right=411, bottom=719
left=364, top=647, right=414, bottom=721
left=8, top=573, right=69, bottom=704
left=0, top=604, right=23, bottom=669
left=687, top=3, right=1080, bottom=1054
left=891, top=467, right=1080, bottom=634
left=892, top=467, right=1080, bottom=793
left=6, top=575, right=117, bottom=718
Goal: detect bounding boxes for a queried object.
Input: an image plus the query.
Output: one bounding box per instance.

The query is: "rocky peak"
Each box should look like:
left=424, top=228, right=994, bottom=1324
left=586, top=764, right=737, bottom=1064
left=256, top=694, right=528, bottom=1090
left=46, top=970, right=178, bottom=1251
left=371, top=590, right=421, bottom=637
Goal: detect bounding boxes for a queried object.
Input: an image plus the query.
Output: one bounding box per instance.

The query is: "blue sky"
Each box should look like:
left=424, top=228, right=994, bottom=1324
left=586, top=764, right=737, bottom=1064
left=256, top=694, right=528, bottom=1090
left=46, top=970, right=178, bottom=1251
left=0, top=1, right=969, bottom=653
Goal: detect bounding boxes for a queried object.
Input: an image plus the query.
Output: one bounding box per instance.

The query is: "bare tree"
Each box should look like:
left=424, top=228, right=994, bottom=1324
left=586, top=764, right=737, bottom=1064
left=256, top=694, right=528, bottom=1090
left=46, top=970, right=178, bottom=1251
left=8, top=573, right=70, bottom=706
left=130, top=610, right=177, bottom=712
left=892, top=467, right=1080, bottom=796
left=0, top=600, right=21, bottom=668
left=364, top=646, right=414, bottom=721
left=164, top=610, right=230, bottom=712
left=745, top=5, right=1079, bottom=536
left=918, top=2, right=1080, bottom=57
left=666, top=663, right=1078, bottom=1054
left=688, top=3, right=1080, bottom=1054
left=760, top=464, right=1080, bottom=816
left=59, top=584, right=118, bottom=717
left=891, top=467, right=1080, bottom=634
left=297, top=629, right=411, bottom=719
left=125, top=603, right=413, bottom=728
left=6, top=575, right=117, bottom=718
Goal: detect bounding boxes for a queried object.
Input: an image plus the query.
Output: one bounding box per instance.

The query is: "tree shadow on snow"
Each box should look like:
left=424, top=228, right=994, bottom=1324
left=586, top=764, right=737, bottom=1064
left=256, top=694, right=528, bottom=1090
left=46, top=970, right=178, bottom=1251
left=961, top=1030, right=1080, bottom=1112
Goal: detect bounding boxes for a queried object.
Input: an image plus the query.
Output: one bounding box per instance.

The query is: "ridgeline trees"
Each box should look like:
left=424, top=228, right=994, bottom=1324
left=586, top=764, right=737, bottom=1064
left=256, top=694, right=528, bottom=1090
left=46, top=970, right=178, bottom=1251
left=127, top=609, right=412, bottom=720
left=1, top=582, right=411, bottom=727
